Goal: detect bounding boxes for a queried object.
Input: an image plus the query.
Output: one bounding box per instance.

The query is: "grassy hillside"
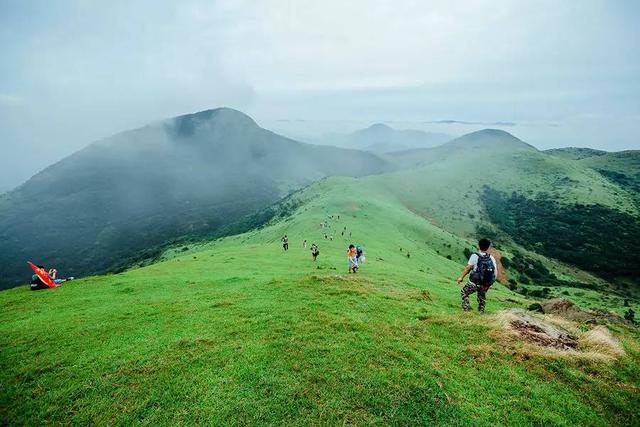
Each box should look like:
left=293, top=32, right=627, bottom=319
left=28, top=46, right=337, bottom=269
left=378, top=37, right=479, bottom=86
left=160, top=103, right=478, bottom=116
left=379, top=131, right=640, bottom=290
left=0, top=108, right=389, bottom=289
left=386, top=131, right=637, bottom=235
left=545, top=147, right=608, bottom=160
left=1, top=176, right=638, bottom=425
left=569, top=150, right=640, bottom=206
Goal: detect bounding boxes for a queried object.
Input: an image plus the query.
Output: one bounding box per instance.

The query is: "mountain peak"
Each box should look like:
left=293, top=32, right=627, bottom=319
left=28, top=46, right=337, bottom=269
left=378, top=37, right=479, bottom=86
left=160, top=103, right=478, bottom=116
left=353, top=123, right=394, bottom=137
left=367, top=123, right=393, bottom=131
left=168, top=107, right=259, bottom=138
left=198, top=107, right=257, bottom=124
left=448, top=128, right=536, bottom=151
left=465, top=128, right=519, bottom=139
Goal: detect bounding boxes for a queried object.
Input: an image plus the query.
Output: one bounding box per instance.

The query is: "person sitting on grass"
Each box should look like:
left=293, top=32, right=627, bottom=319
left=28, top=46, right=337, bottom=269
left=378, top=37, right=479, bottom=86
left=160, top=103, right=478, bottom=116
left=30, top=266, right=73, bottom=291
left=48, top=268, right=73, bottom=285
left=456, top=238, right=498, bottom=312
left=30, top=266, right=50, bottom=291
left=347, top=244, right=358, bottom=273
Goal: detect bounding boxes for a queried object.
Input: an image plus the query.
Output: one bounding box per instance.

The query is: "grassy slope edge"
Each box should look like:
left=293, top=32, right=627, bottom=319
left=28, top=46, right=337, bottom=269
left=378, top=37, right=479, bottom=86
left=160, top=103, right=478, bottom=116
left=1, top=176, right=638, bottom=425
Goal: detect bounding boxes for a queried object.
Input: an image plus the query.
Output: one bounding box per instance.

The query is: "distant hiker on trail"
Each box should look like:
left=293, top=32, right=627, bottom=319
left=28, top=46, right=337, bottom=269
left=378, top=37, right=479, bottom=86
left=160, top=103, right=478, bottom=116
left=456, top=238, right=498, bottom=312
left=303, top=239, right=307, bottom=249
left=356, top=244, right=366, bottom=264
left=347, top=244, right=358, bottom=273
left=311, top=243, right=319, bottom=261
left=282, top=235, right=289, bottom=251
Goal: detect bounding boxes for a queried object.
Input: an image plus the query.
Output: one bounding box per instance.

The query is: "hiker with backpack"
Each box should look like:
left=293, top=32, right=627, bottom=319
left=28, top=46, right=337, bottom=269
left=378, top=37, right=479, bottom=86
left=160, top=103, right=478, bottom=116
left=347, top=244, right=358, bottom=273
left=282, top=235, right=289, bottom=251
left=311, top=243, right=319, bottom=261
left=456, top=238, right=498, bottom=312
left=356, top=244, right=365, bottom=265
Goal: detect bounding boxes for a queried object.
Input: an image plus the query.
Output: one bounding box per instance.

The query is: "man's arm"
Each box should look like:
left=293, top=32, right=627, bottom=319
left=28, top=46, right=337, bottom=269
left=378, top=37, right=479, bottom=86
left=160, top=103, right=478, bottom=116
left=457, top=265, right=473, bottom=284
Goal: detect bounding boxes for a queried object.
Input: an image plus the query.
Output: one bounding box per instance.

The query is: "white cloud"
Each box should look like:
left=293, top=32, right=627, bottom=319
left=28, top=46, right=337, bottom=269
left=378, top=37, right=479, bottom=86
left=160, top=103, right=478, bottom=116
left=0, top=0, right=638, bottom=188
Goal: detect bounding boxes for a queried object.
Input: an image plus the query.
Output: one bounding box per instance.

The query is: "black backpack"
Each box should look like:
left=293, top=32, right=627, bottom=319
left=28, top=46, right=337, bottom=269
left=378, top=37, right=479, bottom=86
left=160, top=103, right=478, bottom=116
left=472, top=253, right=496, bottom=289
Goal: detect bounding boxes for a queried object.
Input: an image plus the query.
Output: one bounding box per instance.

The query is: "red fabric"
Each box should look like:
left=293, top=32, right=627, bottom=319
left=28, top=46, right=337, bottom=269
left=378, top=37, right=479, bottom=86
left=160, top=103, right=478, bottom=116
left=28, top=261, right=57, bottom=288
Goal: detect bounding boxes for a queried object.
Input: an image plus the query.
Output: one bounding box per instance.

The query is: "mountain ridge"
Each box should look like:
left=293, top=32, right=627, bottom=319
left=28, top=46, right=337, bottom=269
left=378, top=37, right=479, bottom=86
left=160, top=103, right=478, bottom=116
left=0, top=108, right=389, bottom=289
left=2, top=113, right=638, bottom=291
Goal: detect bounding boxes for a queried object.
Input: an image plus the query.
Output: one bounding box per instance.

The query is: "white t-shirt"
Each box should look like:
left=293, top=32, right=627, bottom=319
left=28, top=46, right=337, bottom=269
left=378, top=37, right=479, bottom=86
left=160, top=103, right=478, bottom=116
left=467, top=252, right=498, bottom=276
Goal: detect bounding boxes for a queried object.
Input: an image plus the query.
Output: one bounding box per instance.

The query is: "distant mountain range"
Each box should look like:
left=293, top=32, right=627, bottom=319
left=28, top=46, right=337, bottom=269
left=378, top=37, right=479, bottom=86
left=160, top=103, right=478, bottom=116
left=1, top=108, right=639, bottom=290
left=325, top=123, right=451, bottom=153
left=0, top=108, right=388, bottom=289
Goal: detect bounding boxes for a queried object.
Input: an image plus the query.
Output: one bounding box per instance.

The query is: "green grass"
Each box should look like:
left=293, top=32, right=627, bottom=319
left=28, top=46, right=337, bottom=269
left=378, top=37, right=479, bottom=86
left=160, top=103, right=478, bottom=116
left=1, top=176, right=639, bottom=425
left=385, top=141, right=638, bottom=236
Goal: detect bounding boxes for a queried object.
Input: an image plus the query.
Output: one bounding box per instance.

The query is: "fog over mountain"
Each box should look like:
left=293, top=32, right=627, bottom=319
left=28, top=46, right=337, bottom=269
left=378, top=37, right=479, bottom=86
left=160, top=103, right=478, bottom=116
left=2, top=1, right=639, bottom=190
left=0, top=108, right=388, bottom=289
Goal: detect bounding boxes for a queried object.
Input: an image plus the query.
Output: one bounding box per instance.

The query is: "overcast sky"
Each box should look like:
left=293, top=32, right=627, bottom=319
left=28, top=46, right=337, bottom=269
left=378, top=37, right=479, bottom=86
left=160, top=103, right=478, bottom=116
left=1, top=0, right=639, bottom=190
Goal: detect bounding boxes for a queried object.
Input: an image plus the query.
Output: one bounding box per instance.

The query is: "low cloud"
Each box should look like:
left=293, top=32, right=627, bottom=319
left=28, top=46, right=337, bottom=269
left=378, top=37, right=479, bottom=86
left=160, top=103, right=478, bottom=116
left=0, top=0, right=638, bottom=189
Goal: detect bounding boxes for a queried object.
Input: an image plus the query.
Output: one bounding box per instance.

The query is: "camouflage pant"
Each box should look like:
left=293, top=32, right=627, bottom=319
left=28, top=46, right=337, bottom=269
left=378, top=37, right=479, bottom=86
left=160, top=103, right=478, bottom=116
left=461, top=281, right=487, bottom=312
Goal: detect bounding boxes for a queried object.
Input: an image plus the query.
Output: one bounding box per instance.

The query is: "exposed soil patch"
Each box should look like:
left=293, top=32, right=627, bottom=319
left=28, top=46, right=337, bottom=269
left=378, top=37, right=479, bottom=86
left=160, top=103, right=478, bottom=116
left=509, top=314, right=577, bottom=350
left=495, top=309, right=624, bottom=360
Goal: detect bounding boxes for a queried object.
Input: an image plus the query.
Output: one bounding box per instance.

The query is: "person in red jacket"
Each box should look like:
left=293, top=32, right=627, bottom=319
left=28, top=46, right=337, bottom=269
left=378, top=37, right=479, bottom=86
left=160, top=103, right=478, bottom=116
left=347, top=244, right=358, bottom=273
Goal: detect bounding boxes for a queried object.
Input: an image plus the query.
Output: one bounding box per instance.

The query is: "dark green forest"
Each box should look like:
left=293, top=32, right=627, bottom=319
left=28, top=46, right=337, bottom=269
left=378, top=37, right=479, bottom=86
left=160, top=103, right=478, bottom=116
left=481, top=186, right=640, bottom=285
